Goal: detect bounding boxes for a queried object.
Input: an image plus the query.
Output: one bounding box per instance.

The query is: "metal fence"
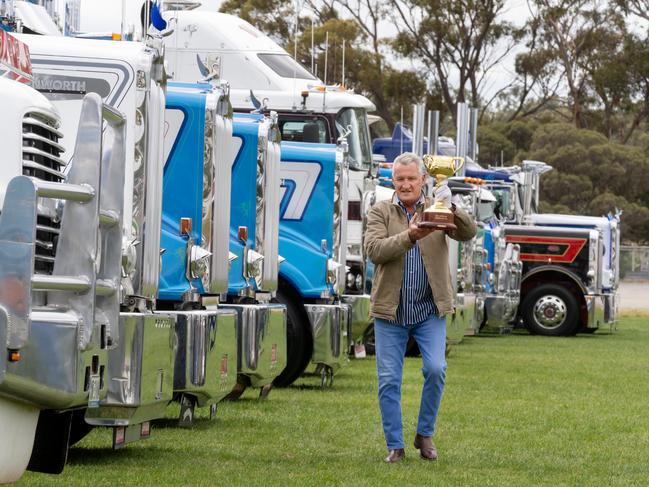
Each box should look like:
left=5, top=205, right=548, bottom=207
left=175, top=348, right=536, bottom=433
left=620, top=245, right=649, bottom=280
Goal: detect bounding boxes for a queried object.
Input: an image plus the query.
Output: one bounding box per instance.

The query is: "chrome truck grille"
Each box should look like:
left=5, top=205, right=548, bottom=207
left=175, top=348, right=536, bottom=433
left=22, top=112, right=66, bottom=183
left=22, top=111, right=66, bottom=275
left=0, top=93, right=126, bottom=353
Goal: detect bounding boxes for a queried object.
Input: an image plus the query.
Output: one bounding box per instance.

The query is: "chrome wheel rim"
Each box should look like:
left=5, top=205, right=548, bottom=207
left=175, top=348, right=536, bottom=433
left=533, top=295, right=567, bottom=330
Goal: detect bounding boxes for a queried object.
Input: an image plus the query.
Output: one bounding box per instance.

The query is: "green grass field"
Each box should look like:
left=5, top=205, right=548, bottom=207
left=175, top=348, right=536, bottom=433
left=18, top=315, right=649, bottom=487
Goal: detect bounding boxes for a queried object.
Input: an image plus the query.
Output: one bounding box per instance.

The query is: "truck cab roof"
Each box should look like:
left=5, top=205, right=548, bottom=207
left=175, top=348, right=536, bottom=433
left=162, top=10, right=376, bottom=114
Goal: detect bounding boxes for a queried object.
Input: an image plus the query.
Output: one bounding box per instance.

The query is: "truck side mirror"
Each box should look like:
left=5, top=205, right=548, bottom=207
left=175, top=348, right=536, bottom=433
left=370, top=154, right=385, bottom=178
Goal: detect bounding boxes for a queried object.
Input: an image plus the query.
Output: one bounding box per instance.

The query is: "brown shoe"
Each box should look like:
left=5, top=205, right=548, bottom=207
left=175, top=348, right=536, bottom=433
left=384, top=448, right=405, bottom=463
left=414, top=434, right=438, bottom=460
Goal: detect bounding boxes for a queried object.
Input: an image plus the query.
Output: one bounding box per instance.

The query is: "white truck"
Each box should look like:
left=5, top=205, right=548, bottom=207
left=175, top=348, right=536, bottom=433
left=0, top=29, right=133, bottom=481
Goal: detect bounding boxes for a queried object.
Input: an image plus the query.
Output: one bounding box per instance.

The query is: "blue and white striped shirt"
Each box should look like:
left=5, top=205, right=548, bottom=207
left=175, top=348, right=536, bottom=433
left=389, top=196, right=438, bottom=325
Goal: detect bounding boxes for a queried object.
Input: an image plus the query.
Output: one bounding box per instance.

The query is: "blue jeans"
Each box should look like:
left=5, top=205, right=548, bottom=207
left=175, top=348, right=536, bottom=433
left=375, top=314, right=447, bottom=450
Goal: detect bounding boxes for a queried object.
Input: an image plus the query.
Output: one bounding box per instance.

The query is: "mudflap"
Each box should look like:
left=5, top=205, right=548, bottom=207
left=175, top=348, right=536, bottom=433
left=27, top=410, right=73, bottom=474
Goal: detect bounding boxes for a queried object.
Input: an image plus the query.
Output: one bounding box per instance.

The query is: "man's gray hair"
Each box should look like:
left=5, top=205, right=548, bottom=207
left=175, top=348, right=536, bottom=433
left=393, top=152, right=427, bottom=176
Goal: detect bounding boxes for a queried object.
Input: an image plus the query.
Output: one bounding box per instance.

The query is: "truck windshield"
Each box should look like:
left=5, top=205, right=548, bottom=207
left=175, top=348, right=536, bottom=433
left=279, top=118, right=328, bottom=143
left=335, top=108, right=372, bottom=171
left=477, top=201, right=496, bottom=223
left=257, top=54, right=316, bottom=80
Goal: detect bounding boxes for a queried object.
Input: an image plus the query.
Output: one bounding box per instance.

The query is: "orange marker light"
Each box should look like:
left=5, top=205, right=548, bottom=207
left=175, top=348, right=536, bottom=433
left=238, top=226, right=248, bottom=242
left=180, top=217, right=192, bottom=235
left=112, top=33, right=122, bottom=41
left=9, top=350, right=21, bottom=362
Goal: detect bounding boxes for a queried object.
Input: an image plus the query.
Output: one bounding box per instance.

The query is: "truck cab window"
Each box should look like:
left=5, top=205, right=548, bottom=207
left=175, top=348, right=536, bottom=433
left=279, top=119, right=328, bottom=143
left=257, top=53, right=316, bottom=80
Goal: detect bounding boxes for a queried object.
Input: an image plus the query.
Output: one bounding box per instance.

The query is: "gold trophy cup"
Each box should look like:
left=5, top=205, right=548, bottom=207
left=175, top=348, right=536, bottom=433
left=418, top=155, right=464, bottom=230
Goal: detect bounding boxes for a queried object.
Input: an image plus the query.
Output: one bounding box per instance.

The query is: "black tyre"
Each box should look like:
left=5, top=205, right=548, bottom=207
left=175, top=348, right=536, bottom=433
left=272, top=287, right=313, bottom=387
left=522, top=284, right=581, bottom=336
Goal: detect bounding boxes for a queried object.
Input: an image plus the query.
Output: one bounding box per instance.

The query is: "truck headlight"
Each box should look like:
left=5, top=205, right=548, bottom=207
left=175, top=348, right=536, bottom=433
left=245, top=248, right=264, bottom=279
left=327, top=259, right=341, bottom=285
left=189, top=245, right=212, bottom=280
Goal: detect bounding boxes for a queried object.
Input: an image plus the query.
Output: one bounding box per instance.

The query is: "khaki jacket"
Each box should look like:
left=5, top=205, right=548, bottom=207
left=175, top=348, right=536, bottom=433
left=364, top=195, right=477, bottom=321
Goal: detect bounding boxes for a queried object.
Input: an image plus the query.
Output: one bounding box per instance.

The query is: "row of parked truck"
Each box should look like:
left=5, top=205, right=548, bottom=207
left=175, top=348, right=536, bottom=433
left=372, top=109, right=620, bottom=342
left=0, top=0, right=620, bottom=483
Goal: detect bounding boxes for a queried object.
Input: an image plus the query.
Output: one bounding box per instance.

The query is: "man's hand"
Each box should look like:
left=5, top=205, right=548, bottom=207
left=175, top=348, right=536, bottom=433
left=408, top=213, right=435, bottom=242
left=433, top=180, right=452, bottom=208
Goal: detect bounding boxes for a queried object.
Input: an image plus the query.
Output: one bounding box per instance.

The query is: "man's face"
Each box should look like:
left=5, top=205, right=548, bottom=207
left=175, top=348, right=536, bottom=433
left=393, top=162, right=426, bottom=208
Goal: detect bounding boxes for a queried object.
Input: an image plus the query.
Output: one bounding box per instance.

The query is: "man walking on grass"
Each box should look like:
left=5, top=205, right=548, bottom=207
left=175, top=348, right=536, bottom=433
left=364, top=152, right=476, bottom=463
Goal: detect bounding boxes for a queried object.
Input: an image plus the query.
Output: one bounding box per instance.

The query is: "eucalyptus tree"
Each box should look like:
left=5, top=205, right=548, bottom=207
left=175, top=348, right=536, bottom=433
left=525, top=0, right=623, bottom=129
left=388, top=0, right=518, bottom=120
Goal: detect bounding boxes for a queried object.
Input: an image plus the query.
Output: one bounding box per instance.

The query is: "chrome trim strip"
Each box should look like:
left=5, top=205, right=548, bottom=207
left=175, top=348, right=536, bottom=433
left=22, top=132, right=66, bottom=153
left=35, top=223, right=60, bottom=235
left=22, top=160, right=66, bottom=180
left=207, top=86, right=233, bottom=294
left=257, top=113, right=281, bottom=292
left=22, top=116, right=64, bottom=139
left=22, top=146, right=67, bottom=167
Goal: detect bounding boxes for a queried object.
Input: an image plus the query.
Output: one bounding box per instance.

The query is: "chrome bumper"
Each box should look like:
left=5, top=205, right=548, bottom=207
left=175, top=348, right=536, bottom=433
left=585, top=292, right=616, bottom=332
left=604, top=292, right=618, bottom=326
left=342, top=294, right=372, bottom=344
left=220, top=304, right=287, bottom=388
left=460, top=293, right=479, bottom=337
left=305, top=303, right=350, bottom=373
left=483, top=293, right=519, bottom=332
left=446, top=293, right=466, bottom=344
left=0, top=310, right=108, bottom=410
left=85, top=313, right=176, bottom=427
left=169, top=310, right=238, bottom=407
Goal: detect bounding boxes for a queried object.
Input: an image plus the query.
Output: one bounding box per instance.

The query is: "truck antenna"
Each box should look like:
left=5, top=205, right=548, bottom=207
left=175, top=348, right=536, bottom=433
left=426, top=110, right=432, bottom=154
left=292, top=1, right=299, bottom=110
left=324, top=31, right=329, bottom=86
left=341, top=39, right=345, bottom=88
left=121, top=0, right=127, bottom=40
left=311, top=18, right=315, bottom=74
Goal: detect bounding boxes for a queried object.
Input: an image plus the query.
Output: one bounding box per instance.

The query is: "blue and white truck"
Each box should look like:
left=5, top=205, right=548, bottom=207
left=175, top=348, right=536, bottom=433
left=274, top=139, right=350, bottom=387
left=143, top=5, right=372, bottom=352
left=156, top=80, right=240, bottom=422
left=217, top=111, right=287, bottom=398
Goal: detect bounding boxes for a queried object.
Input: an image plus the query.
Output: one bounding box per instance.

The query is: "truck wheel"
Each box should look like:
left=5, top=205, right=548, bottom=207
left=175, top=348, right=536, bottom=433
left=522, top=284, right=580, bottom=336
left=272, top=288, right=313, bottom=387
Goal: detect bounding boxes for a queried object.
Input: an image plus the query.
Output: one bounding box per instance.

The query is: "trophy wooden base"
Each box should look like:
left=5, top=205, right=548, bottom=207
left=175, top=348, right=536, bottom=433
left=417, top=209, right=456, bottom=230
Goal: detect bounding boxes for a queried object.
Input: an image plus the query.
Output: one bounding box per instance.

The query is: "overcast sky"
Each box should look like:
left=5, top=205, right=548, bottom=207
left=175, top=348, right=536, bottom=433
left=65, top=0, right=532, bottom=33
left=53, top=0, right=536, bottom=99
